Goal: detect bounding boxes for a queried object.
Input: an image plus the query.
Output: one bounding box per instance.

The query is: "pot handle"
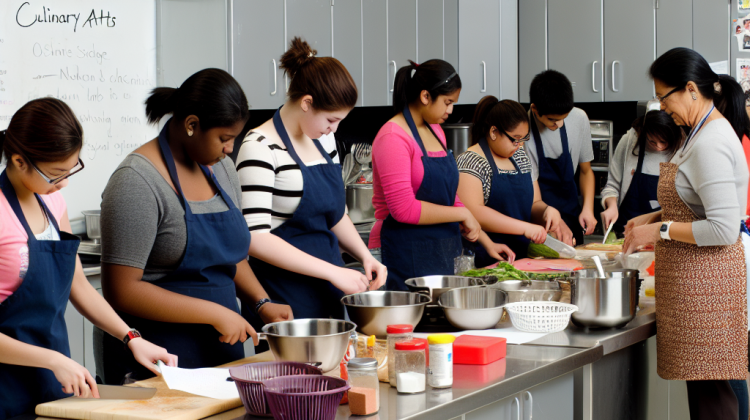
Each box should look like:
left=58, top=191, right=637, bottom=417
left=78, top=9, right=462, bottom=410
left=257, top=333, right=267, bottom=341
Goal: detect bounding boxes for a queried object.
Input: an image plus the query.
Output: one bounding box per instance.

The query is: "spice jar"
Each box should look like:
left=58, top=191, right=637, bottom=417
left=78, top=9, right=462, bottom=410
left=387, top=324, right=414, bottom=387
left=394, top=340, right=426, bottom=394
left=347, top=358, right=379, bottom=415
left=427, top=334, right=455, bottom=388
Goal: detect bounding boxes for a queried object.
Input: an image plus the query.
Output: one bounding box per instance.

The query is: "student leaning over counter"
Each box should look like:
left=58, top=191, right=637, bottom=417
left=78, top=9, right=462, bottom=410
left=0, top=98, right=176, bottom=419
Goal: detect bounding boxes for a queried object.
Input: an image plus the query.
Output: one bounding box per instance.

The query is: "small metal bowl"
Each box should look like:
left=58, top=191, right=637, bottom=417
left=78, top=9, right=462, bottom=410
left=491, top=280, right=562, bottom=303
left=438, top=287, right=508, bottom=330
left=341, top=291, right=430, bottom=338
left=404, top=275, right=496, bottom=303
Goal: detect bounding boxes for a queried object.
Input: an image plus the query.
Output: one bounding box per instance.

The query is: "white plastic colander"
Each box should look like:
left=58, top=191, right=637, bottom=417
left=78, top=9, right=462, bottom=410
left=504, top=302, right=578, bottom=333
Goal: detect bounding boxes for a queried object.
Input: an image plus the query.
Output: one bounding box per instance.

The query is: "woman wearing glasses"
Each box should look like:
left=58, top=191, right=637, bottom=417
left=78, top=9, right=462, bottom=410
left=456, top=96, right=565, bottom=264
left=370, top=60, right=513, bottom=291
left=0, top=98, right=176, bottom=419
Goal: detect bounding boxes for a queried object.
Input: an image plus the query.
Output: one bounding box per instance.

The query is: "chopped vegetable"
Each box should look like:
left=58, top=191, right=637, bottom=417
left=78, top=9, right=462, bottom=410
left=527, top=243, right=560, bottom=259
left=604, top=231, right=624, bottom=245
left=461, top=262, right=531, bottom=281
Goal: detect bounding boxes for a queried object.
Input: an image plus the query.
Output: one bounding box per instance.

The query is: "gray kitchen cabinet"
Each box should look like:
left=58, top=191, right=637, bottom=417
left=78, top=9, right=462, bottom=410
left=604, top=0, right=655, bottom=101
left=464, top=373, right=574, bottom=420
left=82, top=275, right=101, bottom=376
left=548, top=0, right=604, bottom=103
left=656, top=0, right=693, bottom=57
left=444, top=0, right=459, bottom=72
left=693, top=0, right=730, bottom=65
left=518, top=0, right=548, bottom=103
left=499, top=0, right=518, bottom=101
left=362, top=0, right=388, bottom=106
left=458, top=0, right=501, bottom=104
left=388, top=0, right=418, bottom=106
left=417, top=0, right=445, bottom=64
left=64, top=301, right=85, bottom=369
left=287, top=0, right=332, bottom=57
left=465, top=395, right=516, bottom=419
left=333, top=0, right=364, bottom=106
left=157, top=0, right=229, bottom=88
left=232, top=0, right=285, bottom=110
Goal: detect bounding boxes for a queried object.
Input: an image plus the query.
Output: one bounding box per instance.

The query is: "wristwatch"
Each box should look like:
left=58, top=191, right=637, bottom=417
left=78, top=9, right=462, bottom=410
left=659, top=221, right=674, bottom=241
left=254, top=298, right=272, bottom=314
left=122, top=328, right=141, bottom=345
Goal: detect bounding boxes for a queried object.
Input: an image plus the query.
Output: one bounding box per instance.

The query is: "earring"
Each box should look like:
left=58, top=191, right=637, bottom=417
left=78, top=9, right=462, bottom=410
left=691, top=92, right=697, bottom=100
left=187, top=130, right=193, bottom=137
left=491, top=135, right=496, bottom=140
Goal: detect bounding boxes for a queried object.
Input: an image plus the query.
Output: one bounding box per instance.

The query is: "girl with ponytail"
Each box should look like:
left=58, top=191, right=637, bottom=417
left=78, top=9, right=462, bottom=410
left=371, top=60, right=513, bottom=291
left=456, top=96, right=566, bottom=263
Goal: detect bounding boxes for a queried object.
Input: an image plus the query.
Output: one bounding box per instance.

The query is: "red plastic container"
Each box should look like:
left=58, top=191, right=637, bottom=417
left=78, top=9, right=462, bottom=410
left=453, top=335, right=506, bottom=365
left=229, top=362, right=321, bottom=417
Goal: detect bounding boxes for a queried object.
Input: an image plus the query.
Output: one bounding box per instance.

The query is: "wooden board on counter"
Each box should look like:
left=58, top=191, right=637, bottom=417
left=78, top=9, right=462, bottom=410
left=35, top=352, right=275, bottom=420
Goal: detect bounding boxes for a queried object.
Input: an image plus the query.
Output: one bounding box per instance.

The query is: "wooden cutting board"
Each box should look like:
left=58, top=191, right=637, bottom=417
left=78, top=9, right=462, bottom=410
left=35, top=351, right=275, bottom=420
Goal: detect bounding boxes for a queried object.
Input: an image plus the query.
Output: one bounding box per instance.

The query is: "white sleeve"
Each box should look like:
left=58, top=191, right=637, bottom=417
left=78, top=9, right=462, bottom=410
left=318, top=133, right=340, bottom=164
left=236, top=135, right=276, bottom=233
left=600, top=129, right=632, bottom=208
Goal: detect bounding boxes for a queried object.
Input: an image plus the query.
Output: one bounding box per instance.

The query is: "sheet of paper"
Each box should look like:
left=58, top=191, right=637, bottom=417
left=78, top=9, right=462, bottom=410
left=413, top=324, right=549, bottom=345
left=157, top=361, right=239, bottom=400
left=709, top=60, right=728, bottom=75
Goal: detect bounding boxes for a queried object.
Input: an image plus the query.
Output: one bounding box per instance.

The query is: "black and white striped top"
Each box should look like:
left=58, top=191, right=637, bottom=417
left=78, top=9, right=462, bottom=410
left=456, top=147, right=533, bottom=204
left=236, top=131, right=338, bottom=232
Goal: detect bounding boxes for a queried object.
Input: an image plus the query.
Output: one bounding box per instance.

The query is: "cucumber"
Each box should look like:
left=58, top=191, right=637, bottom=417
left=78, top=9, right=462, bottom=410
left=527, top=243, right=560, bottom=259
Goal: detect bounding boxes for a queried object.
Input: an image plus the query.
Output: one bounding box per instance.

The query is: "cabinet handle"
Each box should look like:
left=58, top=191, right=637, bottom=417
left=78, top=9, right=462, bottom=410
left=592, top=61, right=599, bottom=93
left=612, top=60, right=620, bottom=92
left=390, top=60, right=397, bottom=93
left=270, top=59, right=277, bottom=96
left=524, top=391, right=533, bottom=420
left=512, top=396, right=520, bottom=420
left=481, top=61, right=487, bottom=93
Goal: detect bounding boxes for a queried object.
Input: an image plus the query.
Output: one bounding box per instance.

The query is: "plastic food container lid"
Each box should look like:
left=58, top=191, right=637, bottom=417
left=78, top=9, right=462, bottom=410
left=428, top=334, right=456, bottom=345
left=347, top=358, right=378, bottom=369
left=395, top=340, right=427, bottom=351
left=387, top=324, right=414, bottom=334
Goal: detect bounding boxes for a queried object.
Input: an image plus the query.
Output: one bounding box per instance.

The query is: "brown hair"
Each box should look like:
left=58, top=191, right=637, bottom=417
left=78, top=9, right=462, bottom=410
left=280, top=37, right=357, bottom=111
left=471, top=95, right=528, bottom=144
left=1, top=98, right=83, bottom=164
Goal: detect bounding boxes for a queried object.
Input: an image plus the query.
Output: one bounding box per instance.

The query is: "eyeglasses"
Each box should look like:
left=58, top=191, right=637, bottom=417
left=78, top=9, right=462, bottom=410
left=501, top=129, right=531, bottom=145
left=656, top=86, right=683, bottom=104
left=29, top=157, right=85, bottom=185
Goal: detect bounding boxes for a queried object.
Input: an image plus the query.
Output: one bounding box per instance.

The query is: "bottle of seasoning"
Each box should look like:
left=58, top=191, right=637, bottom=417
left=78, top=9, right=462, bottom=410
left=347, top=358, right=379, bottom=415
left=394, top=340, right=426, bottom=394
left=387, top=324, right=414, bottom=387
left=427, top=334, right=455, bottom=388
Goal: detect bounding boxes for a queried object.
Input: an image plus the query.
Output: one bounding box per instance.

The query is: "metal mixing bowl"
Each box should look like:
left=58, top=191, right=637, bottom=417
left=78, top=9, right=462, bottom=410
left=341, top=291, right=430, bottom=338
left=491, top=279, right=562, bottom=303
left=438, top=287, right=508, bottom=330
left=260, top=319, right=356, bottom=373
left=570, top=269, right=640, bottom=328
left=404, top=275, right=497, bottom=303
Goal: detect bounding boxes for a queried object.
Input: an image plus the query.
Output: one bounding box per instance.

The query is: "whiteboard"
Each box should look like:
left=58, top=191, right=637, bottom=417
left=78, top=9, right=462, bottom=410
left=0, top=0, right=158, bottom=219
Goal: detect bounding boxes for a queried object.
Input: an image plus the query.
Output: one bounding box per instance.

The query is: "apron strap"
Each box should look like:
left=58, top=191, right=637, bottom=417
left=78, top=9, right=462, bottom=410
left=634, top=136, right=648, bottom=176
left=272, top=108, right=336, bottom=167
left=0, top=171, right=59, bottom=241
left=530, top=112, right=572, bottom=175
left=403, top=105, right=447, bottom=156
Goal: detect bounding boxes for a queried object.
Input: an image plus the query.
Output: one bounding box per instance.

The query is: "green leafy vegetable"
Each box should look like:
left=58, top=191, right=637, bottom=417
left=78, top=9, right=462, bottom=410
left=461, top=262, right=530, bottom=281
left=527, top=243, right=560, bottom=259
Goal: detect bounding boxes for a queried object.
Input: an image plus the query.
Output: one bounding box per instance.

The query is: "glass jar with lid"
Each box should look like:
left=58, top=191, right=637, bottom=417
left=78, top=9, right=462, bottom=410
left=347, top=357, right=379, bottom=415
left=394, top=340, right=426, bottom=394
left=387, top=324, right=413, bottom=387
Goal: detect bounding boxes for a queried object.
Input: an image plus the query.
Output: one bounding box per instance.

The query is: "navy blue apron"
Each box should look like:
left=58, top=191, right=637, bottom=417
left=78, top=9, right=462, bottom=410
left=530, top=113, right=583, bottom=246
left=380, top=107, right=463, bottom=291
left=99, top=121, right=250, bottom=383
left=244, top=109, right=347, bottom=331
left=612, top=139, right=660, bottom=235
left=0, top=171, right=80, bottom=418
left=474, top=139, right=534, bottom=267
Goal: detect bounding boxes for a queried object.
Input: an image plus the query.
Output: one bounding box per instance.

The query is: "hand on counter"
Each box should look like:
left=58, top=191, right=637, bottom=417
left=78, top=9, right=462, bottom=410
left=362, top=256, right=387, bottom=290
left=48, top=352, right=99, bottom=398
left=128, top=337, right=178, bottom=375
left=329, top=267, right=371, bottom=295
left=211, top=308, right=259, bottom=346
left=258, top=302, right=293, bottom=324
left=459, top=208, right=481, bottom=242
left=579, top=208, right=598, bottom=236
left=623, top=223, right=660, bottom=255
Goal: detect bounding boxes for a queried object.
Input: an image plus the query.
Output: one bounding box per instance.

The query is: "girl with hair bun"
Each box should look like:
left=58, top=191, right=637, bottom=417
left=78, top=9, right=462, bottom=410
left=456, top=96, right=566, bottom=263
left=96, top=68, right=289, bottom=384
left=236, top=37, right=386, bottom=335
left=370, top=60, right=513, bottom=291
left=0, top=98, right=176, bottom=418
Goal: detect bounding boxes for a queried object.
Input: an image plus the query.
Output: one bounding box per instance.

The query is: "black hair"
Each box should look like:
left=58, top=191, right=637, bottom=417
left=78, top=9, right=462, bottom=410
left=145, top=68, right=249, bottom=130
left=650, top=47, right=750, bottom=141
left=471, top=95, right=528, bottom=144
left=529, top=70, right=574, bottom=116
left=392, top=59, right=461, bottom=114
left=632, top=111, right=683, bottom=156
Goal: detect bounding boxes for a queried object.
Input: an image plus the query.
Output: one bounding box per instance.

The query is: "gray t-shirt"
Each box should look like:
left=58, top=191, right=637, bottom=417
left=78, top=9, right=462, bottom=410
left=524, top=107, right=595, bottom=181
left=100, top=154, right=242, bottom=281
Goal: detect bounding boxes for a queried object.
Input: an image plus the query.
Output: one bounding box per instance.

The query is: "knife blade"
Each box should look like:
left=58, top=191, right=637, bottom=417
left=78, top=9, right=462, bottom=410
left=78, top=385, right=157, bottom=400
left=602, top=221, right=614, bottom=245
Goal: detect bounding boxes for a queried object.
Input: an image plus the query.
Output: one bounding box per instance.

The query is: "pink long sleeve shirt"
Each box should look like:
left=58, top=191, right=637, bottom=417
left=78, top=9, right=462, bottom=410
left=368, top=121, right=464, bottom=249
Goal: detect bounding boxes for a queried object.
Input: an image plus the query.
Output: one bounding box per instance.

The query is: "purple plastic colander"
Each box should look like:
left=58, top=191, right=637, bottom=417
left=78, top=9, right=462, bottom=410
left=229, top=362, right=322, bottom=417
left=262, top=375, right=350, bottom=420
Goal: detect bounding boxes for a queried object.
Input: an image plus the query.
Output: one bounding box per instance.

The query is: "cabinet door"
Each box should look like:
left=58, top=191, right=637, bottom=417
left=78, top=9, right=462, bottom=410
left=465, top=394, right=518, bottom=420
left=500, top=0, right=518, bottom=101
left=333, top=0, right=363, bottom=106
left=82, top=275, right=101, bottom=376
left=362, top=0, right=388, bottom=106
left=604, top=0, right=654, bottom=101
left=444, top=0, right=459, bottom=71
left=157, top=0, right=229, bottom=87
left=523, top=373, right=574, bottom=420
left=232, top=0, right=285, bottom=110
left=64, top=301, right=84, bottom=367
left=287, top=0, right=332, bottom=57
left=548, top=0, right=603, bottom=102
left=388, top=0, right=418, bottom=106
left=418, top=0, right=444, bottom=63
left=656, top=0, right=692, bottom=57
left=693, top=0, right=730, bottom=65
left=458, top=0, right=501, bottom=104
left=518, top=0, right=547, bottom=103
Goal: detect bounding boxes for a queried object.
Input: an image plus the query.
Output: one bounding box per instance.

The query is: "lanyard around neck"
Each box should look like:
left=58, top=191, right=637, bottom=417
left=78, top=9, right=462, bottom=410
left=681, top=104, right=714, bottom=154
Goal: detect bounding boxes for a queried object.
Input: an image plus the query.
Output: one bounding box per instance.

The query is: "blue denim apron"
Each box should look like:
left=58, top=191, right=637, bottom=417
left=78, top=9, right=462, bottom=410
left=244, top=109, right=347, bottom=330
left=0, top=171, right=80, bottom=418
left=474, top=138, right=534, bottom=267
left=380, top=107, right=463, bottom=291
left=99, top=121, right=250, bottom=383
left=612, top=139, right=660, bottom=235
left=530, top=113, right=583, bottom=245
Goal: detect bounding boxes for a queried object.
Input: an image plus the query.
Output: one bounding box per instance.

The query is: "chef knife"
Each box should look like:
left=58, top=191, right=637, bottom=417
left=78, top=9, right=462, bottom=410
left=543, top=234, right=576, bottom=259
left=77, top=384, right=157, bottom=400
left=602, top=221, right=614, bottom=245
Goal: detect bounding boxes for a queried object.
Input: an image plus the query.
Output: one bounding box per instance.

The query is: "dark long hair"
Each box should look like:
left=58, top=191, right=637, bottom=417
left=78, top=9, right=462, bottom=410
left=392, top=59, right=461, bottom=114
left=650, top=47, right=750, bottom=141
left=145, top=68, right=249, bottom=130
left=632, top=111, right=683, bottom=156
left=471, top=95, right=528, bottom=144
left=1, top=98, right=83, bottom=164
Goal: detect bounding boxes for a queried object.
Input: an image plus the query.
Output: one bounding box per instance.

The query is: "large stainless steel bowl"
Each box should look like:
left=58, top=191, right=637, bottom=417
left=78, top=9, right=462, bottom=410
left=570, top=269, right=640, bottom=328
left=260, top=319, right=356, bottom=373
left=404, top=275, right=497, bottom=303
left=438, top=287, right=508, bottom=330
left=491, top=280, right=562, bottom=303
left=341, top=291, right=430, bottom=338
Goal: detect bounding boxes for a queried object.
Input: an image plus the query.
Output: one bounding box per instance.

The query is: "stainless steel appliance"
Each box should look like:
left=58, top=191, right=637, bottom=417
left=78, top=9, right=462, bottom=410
left=442, top=123, right=472, bottom=156
left=589, top=120, right=613, bottom=167
left=346, top=183, right=375, bottom=224
left=570, top=268, right=640, bottom=328
left=438, top=287, right=508, bottom=330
